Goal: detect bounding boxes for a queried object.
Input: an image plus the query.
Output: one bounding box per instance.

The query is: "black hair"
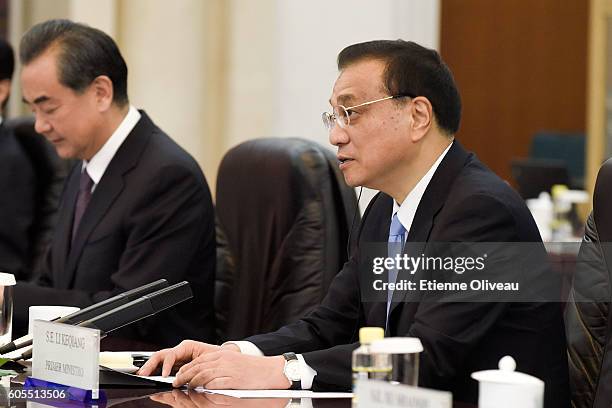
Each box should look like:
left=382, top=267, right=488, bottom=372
left=0, top=37, right=14, bottom=81
left=338, top=40, right=461, bottom=135
left=20, top=19, right=128, bottom=106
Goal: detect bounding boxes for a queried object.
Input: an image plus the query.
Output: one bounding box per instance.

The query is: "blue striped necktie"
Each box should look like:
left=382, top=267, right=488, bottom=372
left=386, top=213, right=406, bottom=321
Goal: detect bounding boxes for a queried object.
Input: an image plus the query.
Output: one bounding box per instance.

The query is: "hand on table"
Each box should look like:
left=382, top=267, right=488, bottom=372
left=138, top=340, right=291, bottom=389
left=173, top=347, right=289, bottom=389
left=137, top=340, right=223, bottom=377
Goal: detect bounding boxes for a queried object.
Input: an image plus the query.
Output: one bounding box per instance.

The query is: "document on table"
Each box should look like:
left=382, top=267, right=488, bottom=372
left=198, top=390, right=352, bottom=398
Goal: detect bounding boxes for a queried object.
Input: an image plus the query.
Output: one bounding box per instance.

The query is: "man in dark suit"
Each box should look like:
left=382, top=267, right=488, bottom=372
left=0, top=38, right=37, bottom=280
left=13, top=19, right=216, bottom=348
left=139, top=40, right=568, bottom=406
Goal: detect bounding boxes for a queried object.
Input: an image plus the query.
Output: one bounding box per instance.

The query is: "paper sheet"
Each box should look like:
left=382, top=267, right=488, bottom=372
left=199, top=390, right=352, bottom=398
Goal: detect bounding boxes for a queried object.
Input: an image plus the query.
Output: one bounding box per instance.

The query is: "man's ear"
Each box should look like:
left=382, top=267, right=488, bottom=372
left=0, top=79, right=11, bottom=108
left=91, top=75, right=114, bottom=112
left=408, top=96, right=433, bottom=142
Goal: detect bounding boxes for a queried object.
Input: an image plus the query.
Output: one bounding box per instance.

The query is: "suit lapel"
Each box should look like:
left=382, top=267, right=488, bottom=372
left=53, top=165, right=80, bottom=287
left=61, top=112, right=155, bottom=288
left=387, top=140, right=471, bottom=322
left=362, top=195, right=393, bottom=324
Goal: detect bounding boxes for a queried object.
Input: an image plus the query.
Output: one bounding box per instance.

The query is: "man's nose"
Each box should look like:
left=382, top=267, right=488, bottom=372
left=329, top=123, right=349, bottom=146
left=34, top=116, right=52, bottom=134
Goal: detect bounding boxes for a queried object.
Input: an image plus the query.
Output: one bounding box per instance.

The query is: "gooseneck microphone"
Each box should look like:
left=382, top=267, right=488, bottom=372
left=0, top=279, right=169, bottom=356
left=16, top=281, right=193, bottom=361
left=77, top=281, right=192, bottom=333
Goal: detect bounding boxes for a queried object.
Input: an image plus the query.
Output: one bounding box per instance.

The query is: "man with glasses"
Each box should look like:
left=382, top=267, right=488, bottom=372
left=139, top=40, right=568, bottom=408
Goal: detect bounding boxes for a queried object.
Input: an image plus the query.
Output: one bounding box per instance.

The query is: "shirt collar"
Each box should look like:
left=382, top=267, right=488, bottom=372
left=392, top=140, right=454, bottom=234
left=82, top=106, right=141, bottom=185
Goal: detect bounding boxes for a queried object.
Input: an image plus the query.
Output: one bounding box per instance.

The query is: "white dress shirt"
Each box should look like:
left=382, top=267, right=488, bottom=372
left=227, top=140, right=454, bottom=389
left=81, top=106, right=141, bottom=190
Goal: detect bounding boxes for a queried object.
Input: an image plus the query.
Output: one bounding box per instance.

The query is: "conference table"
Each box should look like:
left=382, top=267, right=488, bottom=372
left=1, top=362, right=476, bottom=407
left=0, top=386, right=479, bottom=407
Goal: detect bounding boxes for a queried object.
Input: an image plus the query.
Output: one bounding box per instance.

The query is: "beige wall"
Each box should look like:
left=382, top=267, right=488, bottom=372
left=7, top=0, right=439, bottom=202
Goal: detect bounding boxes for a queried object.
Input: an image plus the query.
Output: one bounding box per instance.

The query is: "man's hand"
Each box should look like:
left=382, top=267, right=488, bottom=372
left=173, top=348, right=291, bottom=389
left=137, top=340, right=222, bottom=377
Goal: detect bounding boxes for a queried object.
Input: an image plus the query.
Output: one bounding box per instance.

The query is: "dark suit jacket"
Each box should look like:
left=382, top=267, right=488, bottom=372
left=0, top=122, right=36, bottom=279
left=14, top=111, right=216, bottom=348
left=247, top=141, right=569, bottom=407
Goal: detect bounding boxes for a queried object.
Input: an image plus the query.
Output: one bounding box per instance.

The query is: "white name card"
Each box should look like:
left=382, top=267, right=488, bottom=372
left=357, top=379, right=452, bottom=408
left=31, top=320, right=101, bottom=399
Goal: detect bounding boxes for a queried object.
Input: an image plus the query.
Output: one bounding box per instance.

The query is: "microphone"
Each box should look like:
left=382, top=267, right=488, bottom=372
left=0, top=279, right=169, bottom=355
left=78, top=281, right=193, bottom=334
left=16, top=281, right=192, bottom=361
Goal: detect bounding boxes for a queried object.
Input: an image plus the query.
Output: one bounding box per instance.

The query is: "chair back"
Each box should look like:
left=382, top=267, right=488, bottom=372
left=214, top=138, right=358, bottom=342
left=566, top=158, right=612, bottom=408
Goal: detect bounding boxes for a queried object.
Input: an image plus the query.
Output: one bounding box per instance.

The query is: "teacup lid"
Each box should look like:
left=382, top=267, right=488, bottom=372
left=0, top=272, right=16, bottom=286
left=471, top=356, right=544, bottom=386
left=369, top=337, right=423, bottom=354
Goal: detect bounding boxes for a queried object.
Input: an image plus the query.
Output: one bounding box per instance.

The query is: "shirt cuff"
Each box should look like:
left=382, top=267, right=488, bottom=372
left=222, top=341, right=264, bottom=356
left=297, top=354, right=317, bottom=390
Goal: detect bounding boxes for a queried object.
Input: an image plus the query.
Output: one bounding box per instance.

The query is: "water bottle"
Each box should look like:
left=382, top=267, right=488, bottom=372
left=352, top=327, right=390, bottom=398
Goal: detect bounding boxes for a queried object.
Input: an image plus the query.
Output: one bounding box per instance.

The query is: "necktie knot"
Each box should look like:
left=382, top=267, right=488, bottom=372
left=389, top=214, right=406, bottom=240
left=79, top=170, right=94, bottom=193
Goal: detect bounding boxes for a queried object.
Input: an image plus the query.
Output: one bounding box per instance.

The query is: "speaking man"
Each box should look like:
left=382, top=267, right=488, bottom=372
left=139, top=40, right=568, bottom=406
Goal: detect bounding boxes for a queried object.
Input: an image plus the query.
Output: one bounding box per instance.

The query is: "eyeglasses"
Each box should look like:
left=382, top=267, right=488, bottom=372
left=322, top=94, right=412, bottom=131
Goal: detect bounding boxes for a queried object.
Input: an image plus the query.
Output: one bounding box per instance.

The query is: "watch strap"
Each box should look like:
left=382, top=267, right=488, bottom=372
left=282, top=352, right=301, bottom=390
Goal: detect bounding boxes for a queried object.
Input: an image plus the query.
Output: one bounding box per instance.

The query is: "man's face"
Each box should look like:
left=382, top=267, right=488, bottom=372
left=328, top=59, right=413, bottom=190
left=21, top=49, right=102, bottom=160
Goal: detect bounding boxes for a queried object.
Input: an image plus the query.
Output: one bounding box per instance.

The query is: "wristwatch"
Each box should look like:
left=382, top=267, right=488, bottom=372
left=282, top=352, right=301, bottom=390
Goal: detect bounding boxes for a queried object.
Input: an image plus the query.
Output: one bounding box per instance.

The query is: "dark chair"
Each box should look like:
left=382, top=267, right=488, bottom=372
left=530, top=131, right=585, bottom=189
left=7, top=117, right=76, bottom=279
left=214, top=138, right=359, bottom=342
left=511, top=157, right=570, bottom=199
left=565, top=158, right=612, bottom=408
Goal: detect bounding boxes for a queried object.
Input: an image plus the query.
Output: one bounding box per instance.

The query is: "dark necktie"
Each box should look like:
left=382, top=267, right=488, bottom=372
left=72, top=169, right=94, bottom=243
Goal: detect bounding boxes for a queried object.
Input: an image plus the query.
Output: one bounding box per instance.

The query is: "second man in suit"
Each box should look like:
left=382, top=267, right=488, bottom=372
left=14, top=19, right=216, bottom=348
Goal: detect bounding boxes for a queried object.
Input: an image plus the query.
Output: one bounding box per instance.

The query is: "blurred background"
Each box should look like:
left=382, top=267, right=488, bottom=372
left=0, top=0, right=606, bottom=213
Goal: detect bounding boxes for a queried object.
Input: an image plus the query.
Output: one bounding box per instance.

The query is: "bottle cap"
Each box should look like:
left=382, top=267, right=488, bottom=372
left=551, top=184, right=568, bottom=198
left=358, top=327, right=384, bottom=344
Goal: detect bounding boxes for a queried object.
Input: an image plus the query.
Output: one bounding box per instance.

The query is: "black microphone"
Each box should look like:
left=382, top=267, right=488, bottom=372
left=16, top=281, right=192, bottom=361
left=0, top=279, right=169, bottom=355
left=77, top=281, right=193, bottom=334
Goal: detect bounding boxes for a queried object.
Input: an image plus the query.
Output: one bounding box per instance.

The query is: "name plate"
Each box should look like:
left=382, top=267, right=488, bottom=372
left=357, top=379, right=452, bottom=408
left=31, top=320, right=101, bottom=399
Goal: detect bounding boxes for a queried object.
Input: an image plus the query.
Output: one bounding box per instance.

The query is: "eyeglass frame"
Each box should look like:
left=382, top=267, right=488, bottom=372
left=322, top=94, right=414, bottom=131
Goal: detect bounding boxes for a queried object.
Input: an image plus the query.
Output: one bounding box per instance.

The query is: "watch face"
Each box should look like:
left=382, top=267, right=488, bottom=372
left=285, top=360, right=301, bottom=381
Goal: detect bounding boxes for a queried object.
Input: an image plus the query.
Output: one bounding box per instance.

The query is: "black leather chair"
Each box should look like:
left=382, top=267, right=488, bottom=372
left=214, top=138, right=359, bottom=342
left=566, top=158, right=612, bottom=408
left=7, top=117, right=75, bottom=279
